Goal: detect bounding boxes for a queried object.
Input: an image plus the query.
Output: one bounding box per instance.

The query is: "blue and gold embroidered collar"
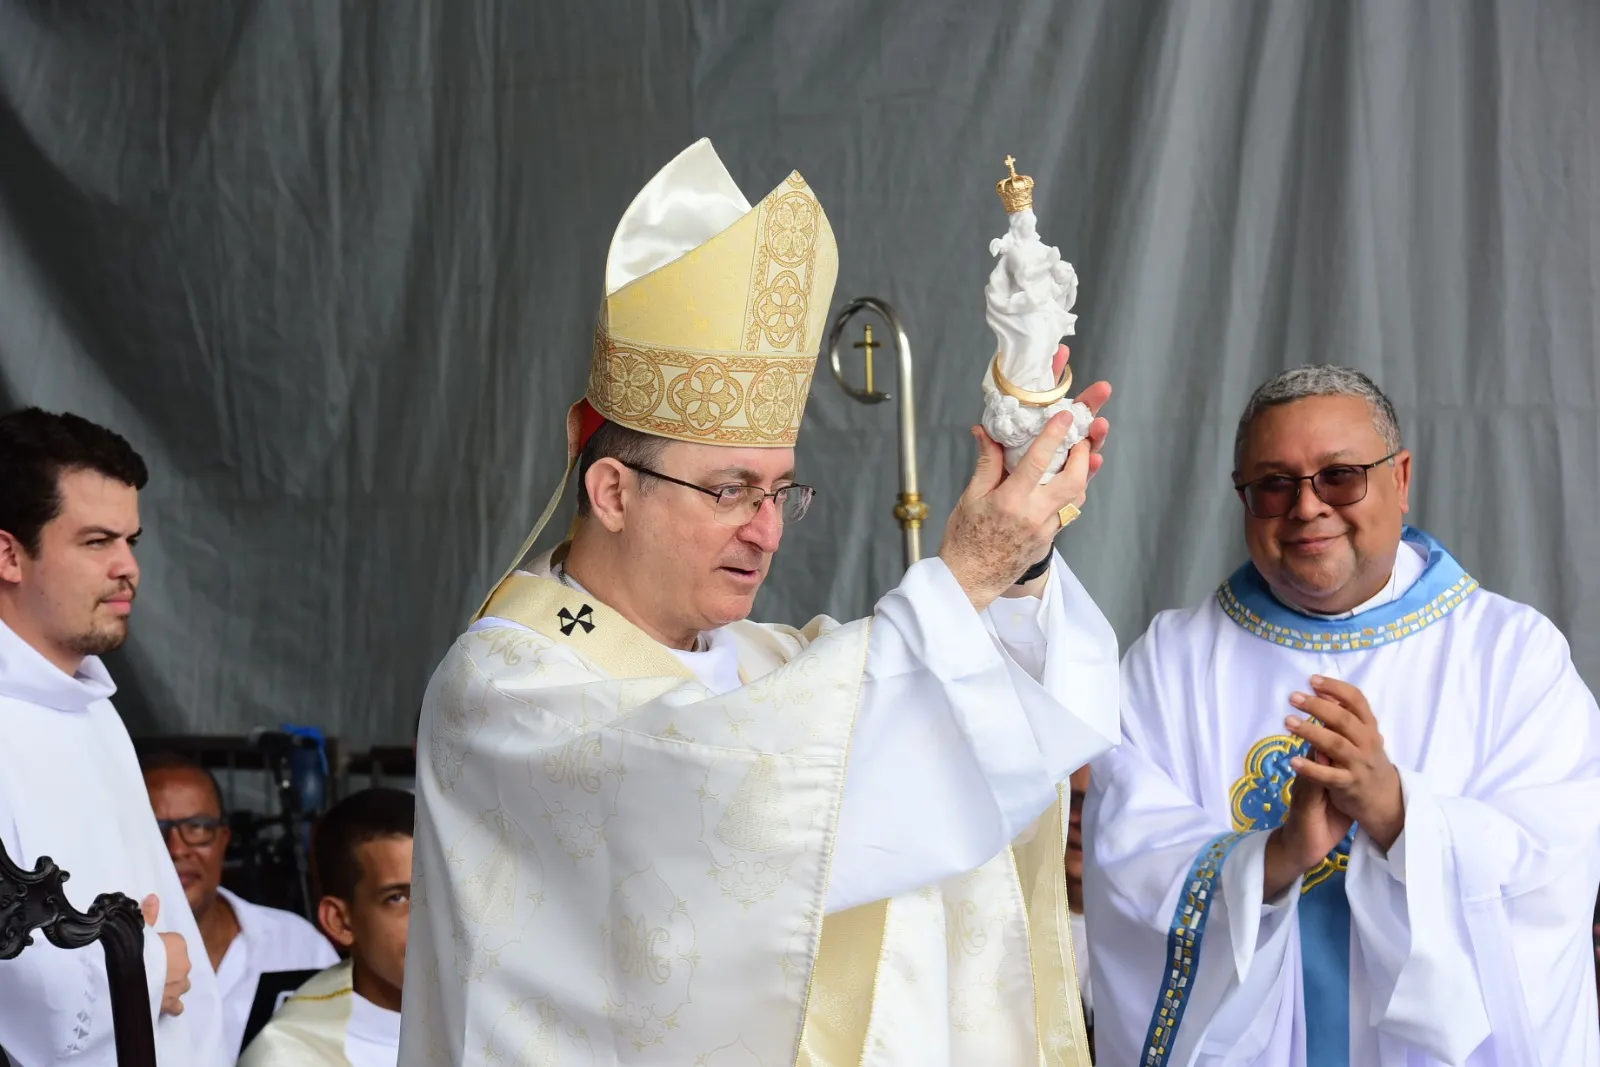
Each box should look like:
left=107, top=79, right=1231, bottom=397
left=1217, top=527, right=1479, bottom=653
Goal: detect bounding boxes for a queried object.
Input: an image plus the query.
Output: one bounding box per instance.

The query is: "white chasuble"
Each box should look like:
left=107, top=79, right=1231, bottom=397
left=400, top=551, right=1118, bottom=1067
left=1084, top=528, right=1600, bottom=1067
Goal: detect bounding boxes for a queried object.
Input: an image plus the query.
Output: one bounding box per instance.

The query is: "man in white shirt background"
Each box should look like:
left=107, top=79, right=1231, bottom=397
left=239, top=788, right=412, bottom=1067
left=142, top=752, right=338, bottom=1059
left=0, top=407, right=226, bottom=1067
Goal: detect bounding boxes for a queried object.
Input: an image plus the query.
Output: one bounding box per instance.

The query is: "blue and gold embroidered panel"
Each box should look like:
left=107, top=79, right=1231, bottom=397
left=1231, top=735, right=1354, bottom=891
left=1140, top=830, right=1250, bottom=1066
left=1140, top=736, right=1356, bottom=1067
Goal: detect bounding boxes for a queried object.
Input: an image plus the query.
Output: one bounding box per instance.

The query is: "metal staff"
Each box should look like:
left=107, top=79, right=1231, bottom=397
left=825, top=296, right=927, bottom=570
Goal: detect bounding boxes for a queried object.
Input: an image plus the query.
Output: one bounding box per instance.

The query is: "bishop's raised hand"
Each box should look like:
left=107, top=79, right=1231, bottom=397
left=940, top=405, right=1101, bottom=612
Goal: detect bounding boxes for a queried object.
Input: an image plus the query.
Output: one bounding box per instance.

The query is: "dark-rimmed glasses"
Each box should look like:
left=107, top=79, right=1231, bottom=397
left=624, top=464, right=815, bottom=526
left=157, top=816, right=225, bottom=848
left=1234, top=452, right=1398, bottom=519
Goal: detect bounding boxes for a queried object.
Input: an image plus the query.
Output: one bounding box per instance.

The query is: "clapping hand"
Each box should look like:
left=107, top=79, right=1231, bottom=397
left=1285, top=676, right=1406, bottom=851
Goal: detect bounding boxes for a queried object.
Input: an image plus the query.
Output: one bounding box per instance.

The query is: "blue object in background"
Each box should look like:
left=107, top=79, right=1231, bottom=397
left=279, top=724, right=329, bottom=815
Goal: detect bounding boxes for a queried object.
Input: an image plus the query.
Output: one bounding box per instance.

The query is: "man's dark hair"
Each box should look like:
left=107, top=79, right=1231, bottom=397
left=574, top=420, right=669, bottom=516
left=139, top=750, right=226, bottom=817
left=312, top=788, right=415, bottom=902
left=0, top=408, right=149, bottom=555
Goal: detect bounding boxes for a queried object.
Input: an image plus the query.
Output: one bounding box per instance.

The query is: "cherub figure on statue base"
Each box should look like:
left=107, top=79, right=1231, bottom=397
left=980, top=157, right=1093, bottom=482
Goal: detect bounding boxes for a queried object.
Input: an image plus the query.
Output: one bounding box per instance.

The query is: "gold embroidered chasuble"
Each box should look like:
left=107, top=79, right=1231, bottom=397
left=237, top=961, right=356, bottom=1067
left=400, top=563, right=1092, bottom=1067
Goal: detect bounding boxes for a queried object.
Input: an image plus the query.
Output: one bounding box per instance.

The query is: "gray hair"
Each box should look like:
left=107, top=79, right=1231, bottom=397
left=1233, top=365, right=1403, bottom=470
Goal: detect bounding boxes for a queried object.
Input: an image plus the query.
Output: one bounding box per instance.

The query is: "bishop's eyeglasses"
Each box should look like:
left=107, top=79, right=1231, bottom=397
left=624, top=464, right=816, bottom=526
left=1233, top=452, right=1398, bottom=519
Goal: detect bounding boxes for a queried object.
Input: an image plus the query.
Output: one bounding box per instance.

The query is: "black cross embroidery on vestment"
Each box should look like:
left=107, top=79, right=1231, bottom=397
left=557, top=604, right=595, bottom=636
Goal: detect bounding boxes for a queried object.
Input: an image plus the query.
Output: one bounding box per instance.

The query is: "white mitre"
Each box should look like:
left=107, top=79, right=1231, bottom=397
left=603, top=138, right=751, bottom=295
left=588, top=137, right=838, bottom=449
left=475, top=138, right=838, bottom=617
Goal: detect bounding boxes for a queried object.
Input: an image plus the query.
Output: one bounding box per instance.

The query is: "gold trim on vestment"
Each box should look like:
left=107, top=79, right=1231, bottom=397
left=1011, top=787, right=1094, bottom=1067
left=477, top=571, right=695, bottom=682
left=794, top=899, right=890, bottom=1067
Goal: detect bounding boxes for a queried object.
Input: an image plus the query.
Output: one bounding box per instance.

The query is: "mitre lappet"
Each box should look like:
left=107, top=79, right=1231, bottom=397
left=981, top=156, right=1093, bottom=480
left=477, top=138, right=838, bottom=613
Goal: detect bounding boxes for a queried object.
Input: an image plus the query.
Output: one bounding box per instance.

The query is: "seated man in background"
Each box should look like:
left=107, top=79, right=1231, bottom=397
left=142, top=751, right=338, bottom=1057
left=240, top=788, right=413, bottom=1067
left=1084, top=366, right=1600, bottom=1066
left=0, top=407, right=224, bottom=1066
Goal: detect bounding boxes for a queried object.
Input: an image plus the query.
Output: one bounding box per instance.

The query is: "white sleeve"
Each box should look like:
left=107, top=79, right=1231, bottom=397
left=1343, top=618, right=1600, bottom=1067
left=1083, top=741, right=1300, bottom=1067
left=1080, top=622, right=1300, bottom=1067
left=823, top=552, right=1120, bottom=913
left=0, top=813, right=137, bottom=1065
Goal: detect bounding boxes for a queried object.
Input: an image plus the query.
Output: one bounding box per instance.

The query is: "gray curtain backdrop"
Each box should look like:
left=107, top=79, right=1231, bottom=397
left=1, top=1, right=1595, bottom=747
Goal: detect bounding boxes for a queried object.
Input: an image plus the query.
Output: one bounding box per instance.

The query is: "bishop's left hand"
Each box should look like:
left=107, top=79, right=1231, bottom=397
left=1284, top=676, right=1406, bottom=852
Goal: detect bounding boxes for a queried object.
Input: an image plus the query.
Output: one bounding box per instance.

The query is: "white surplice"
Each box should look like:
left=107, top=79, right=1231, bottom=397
left=0, top=619, right=228, bottom=1067
left=1084, top=528, right=1600, bottom=1067
left=401, top=550, right=1119, bottom=1066
left=214, top=886, right=339, bottom=1057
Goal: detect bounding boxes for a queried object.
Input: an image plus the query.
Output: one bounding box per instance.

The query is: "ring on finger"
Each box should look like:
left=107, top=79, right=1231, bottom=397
left=1057, top=503, right=1081, bottom=529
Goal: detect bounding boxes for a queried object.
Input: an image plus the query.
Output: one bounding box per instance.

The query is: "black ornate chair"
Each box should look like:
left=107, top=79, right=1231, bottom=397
left=0, top=839, right=157, bottom=1067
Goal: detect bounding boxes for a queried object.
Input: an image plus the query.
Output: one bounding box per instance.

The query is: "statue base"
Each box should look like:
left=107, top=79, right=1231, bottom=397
left=982, top=389, right=1092, bottom=483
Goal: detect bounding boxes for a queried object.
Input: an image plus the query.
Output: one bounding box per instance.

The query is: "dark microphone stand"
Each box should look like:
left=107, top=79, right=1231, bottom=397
left=241, top=728, right=320, bottom=917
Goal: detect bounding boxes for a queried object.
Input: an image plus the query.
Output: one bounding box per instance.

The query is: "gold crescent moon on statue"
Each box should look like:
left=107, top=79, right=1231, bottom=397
left=990, top=352, right=1073, bottom=407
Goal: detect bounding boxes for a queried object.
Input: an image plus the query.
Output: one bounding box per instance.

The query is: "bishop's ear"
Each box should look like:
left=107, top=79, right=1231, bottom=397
left=583, top=459, right=631, bottom=533
left=317, top=895, right=357, bottom=951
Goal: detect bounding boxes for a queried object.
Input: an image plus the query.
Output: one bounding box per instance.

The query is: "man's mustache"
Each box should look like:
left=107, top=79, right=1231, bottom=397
left=100, top=580, right=137, bottom=603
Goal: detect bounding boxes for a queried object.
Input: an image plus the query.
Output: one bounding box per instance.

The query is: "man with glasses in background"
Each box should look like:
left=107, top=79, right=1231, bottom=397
left=1083, top=366, right=1600, bottom=1066
left=141, top=753, right=336, bottom=1059
left=401, top=139, right=1120, bottom=1067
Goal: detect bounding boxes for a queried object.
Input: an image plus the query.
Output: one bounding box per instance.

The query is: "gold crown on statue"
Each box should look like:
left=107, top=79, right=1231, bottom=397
left=995, top=154, right=1035, bottom=213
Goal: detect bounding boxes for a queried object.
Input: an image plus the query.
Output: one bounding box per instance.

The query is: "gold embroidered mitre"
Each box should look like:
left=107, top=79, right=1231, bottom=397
left=588, top=138, right=839, bottom=447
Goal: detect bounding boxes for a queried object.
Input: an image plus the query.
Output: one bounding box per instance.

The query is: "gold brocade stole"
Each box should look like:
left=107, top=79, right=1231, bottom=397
left=797, top=789, right=1092, bottom=1067
left=480, top=571, right=697, bottom=681
left=794, top=900, right=890, bottom=1067
left=1014, top=786, right=1095, bottom=1067
left=478, top=574, right=888, bottom=1062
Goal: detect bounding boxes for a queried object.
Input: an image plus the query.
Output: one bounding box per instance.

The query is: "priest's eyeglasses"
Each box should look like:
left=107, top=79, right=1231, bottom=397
left=157, top=816, right=225, bottom=847
left=624, top=464, right=816, bottom=525
left=1234, top=453, right=1398, bottom=519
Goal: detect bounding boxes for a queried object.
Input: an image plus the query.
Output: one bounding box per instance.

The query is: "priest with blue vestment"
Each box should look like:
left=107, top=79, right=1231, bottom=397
left=1083, top=366, right=1600, bottom=1067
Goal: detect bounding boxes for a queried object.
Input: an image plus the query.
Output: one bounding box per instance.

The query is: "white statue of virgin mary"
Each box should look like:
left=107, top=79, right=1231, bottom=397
left=980, top=157, right=1092, bottom=479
